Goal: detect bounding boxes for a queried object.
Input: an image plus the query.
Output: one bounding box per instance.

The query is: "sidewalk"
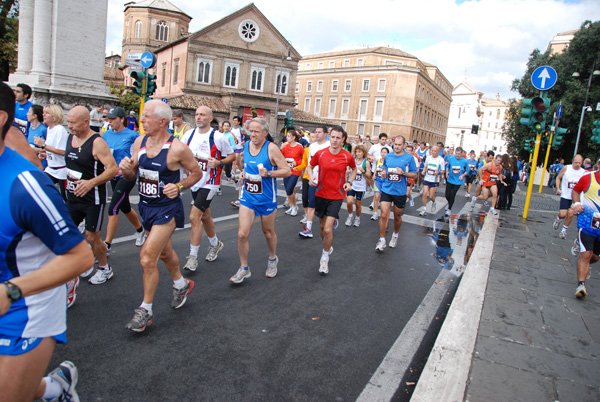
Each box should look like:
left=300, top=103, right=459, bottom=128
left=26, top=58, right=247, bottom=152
left=411, top=186, right=600, bottom=401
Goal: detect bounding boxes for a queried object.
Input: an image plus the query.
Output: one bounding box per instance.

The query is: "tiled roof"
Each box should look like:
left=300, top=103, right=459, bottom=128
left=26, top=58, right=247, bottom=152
left=104, top=67, right=124, bottom=81
left=124, top=0, right=189, bottom=16
left=163, top=95, right=229, bottom=113
left=283, top=109, right=334, bottom=125
left=302, top=46, right=416, bottom=60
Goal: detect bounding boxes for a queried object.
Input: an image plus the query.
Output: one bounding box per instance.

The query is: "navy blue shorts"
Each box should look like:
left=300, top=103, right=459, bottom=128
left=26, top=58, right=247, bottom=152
left=139, top=199, right=185, bottom=231
left=283, top=175, right=300, bottom=196
left=559, top=197, right=572, bottom=211
left=423, top=180, right=439, bottom=188
left=347, top=189, right=364, bottom=201
left=381, top=192, right=407, bottom=209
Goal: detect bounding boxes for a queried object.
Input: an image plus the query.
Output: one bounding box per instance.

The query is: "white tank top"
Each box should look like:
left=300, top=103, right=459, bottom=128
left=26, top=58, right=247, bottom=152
left=561, top=165, right=586, bottom=200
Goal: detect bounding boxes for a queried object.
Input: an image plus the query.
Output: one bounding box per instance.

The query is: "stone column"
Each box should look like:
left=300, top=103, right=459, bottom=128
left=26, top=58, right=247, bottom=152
left=15, top=0, right=34, bottom=74
left=30, top=0, right=53, bottom=85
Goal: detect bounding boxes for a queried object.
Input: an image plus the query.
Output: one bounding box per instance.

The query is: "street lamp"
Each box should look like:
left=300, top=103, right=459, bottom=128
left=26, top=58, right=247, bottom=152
left=274, top=46, right=292, bottom=141
left=573, top=60, right=600, bottom=159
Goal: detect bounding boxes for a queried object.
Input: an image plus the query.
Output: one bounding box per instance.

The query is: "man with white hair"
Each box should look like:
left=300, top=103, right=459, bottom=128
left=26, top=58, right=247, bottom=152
left=119, top=100, right=202, bottom=332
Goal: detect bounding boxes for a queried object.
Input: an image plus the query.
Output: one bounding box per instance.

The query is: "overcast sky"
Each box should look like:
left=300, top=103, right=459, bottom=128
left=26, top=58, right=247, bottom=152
left=105, top=0, right=600, bottom=101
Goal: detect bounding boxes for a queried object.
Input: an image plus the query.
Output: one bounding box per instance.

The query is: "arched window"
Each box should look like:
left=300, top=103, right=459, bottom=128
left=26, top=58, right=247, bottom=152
left=134, top=21, right=142, bottom=38
left=155, top=21, right=169, bottom=41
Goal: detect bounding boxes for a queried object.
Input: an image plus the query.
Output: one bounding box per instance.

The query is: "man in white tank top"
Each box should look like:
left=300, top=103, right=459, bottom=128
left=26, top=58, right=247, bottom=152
left=554, top=155, right=585, bottom=239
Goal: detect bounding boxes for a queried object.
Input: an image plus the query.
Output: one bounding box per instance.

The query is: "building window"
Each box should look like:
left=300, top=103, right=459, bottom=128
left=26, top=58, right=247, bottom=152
left=134, top=21, right=142, bottom=38
left=343, top=59, right=350, bottom=67
left=317, top=80, right=323, bottom=92
left=342, top=99, right=350, bottom=115
left=304, top=98, right=311, bottom=112
left=275, top=71, right=288, bottom=95
left=378, top=79, right=386, bottom=92
left=329, top=61, right=335, bottom=68
left=362, top=79, right=370, bottom=91
left=357, top=58, right=364, bottom=66
left=307, top=81, right=312, bottom=92
left=173, top=61, right=179, bottom=84
left=373, top=125, right=381, bottom=137
left=318, top=62, right=324, bottom=69
left=224, top=62, right=239, bottom=88
left=345, top=79, right=352, bottom=91
left=332, top=80, right=338, bottom=91
left=315, top=98, right=321, bottom=115
left=250, top=66, right=265, bottom=91
left=495, top=122, right=498, bottom=129
left=305, top=63, right=311, bottom=70
left=196, top=58, right=212, bottom=84
left=329, top=98, right=336, bottom=116
left=359, top=99, right=368, bottom=118
left=496, top=109, right=501, bottom=119
left=358, top=124, right=365, bottom=135
left=156, top=21, right=169, bottom=41
left=374, top=99, right=384, bottom=117
left=341, top=122, right=347, bottom=130
left=161, top=64, right=166, bottom=87
left=238, top=19, right=260, bottom=42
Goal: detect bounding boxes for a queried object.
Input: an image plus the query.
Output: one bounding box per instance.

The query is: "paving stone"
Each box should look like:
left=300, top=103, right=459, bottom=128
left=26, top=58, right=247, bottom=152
left=521, top=266, right=570, bottom=283
left=488, top=269, right=538, bottom=290
left=535, top=276, right=576, bottom=298
left=482, top=296, right=544, bottom=330
left=555, top=378, right=600, bottom=401
left=582, top=315, right=600, bottom=343
left=465, top=358, right=556, bottom=402
left=485, top=281, right=528, bottom=303
left=477, top=319, right=529, bottom=345
left=540, top=304, right=591, bottom=339
left=524, top=327, right=598, bottom=359
left=562, top=295, right=600, bottom=320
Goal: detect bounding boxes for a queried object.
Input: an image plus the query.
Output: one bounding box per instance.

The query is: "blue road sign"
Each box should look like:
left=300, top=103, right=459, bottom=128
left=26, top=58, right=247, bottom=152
left=140, top=52, right=157, bottom=69
left=161, top=98, right=168, bottom=104
left=556, top=104, right=563, bottom=119
left=531, top=66, right=557, bottom=91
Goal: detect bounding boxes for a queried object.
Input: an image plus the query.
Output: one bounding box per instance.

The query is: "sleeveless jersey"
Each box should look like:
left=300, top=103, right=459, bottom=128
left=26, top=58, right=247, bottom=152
left=575, top=171, right=600, bottom=237
left=240, top=141, right=277, bottom=205
left=65, top=133, right=106, bottom=205
left=560, top=165, right=586, bottom=201
left=482, top=162, right=502, bottom=185
left=352, top=158, right=368, bottom=192
left=137, top=135, right=181, bottom=206
left=416, top=148, right=429, bottom=167
left=184, top=128, right=233, bottom=191
left=173, top=124, right=187, bottom=140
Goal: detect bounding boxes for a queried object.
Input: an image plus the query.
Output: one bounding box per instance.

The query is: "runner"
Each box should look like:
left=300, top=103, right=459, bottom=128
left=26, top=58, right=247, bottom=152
left=444, top=147, right=468, bottom=217
left=371, top=146, right=389, bottom=221
left=296, top=131, right=317, bottom=225
left=229, top=117, right=291, bottom=284
left=119, top=100, right=202, bottom=332
left=345, top=145, right=371, bottom=227
left=101, top=107, right=146, bottom=255
left=281, top=129, right=305, bottom=217
left=416, top=142, right=429, bottom=191
left=307, top=126, right=356, bottom=274
left=375, top=135, right=418, bottom=252
left=419, top=145, right=445, bottom=217
left=404, top=144, right=419, bottom=207
left=0, top=82, right=94, bottom=402
left=465, top=151, right=478, bottom=198
left=553, top=155, right=586, bottom=239
left=64, top=106, right=118, bottom=285
left=181, top=106, right=235, bottom=272
left=171, top=109, right=191, bottom=140
left=470, top=152, right=503, bottom=215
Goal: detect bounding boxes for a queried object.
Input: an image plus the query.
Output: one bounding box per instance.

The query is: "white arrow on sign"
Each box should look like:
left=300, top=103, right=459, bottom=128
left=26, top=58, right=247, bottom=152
left=141, top=55, right=153, bottom=65
left=537, top=68, right=551, bottom=89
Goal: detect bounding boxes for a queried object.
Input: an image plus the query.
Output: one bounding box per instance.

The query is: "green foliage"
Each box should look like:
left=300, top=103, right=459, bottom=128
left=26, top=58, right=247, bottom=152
left=0, top=0, right=18, bottom=81
left=504, top=20, right=600, bottom=161
left=110, top=85, right=140, bottom=116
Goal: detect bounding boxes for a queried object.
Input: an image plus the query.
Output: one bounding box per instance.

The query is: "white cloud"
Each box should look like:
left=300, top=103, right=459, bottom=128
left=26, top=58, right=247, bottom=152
left=105, top=0, right=600, bottom=100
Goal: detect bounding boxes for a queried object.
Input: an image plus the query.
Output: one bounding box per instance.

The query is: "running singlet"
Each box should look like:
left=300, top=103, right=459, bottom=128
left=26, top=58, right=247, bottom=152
left=173, top=124, right=187, bottom=140
left=137, top=135, right=181, bottom=207
left=65, top=133, right=107, bottom=205
left=352, top=159, right=368, bottom=192
left=381, top=152, right=417, bottom=196
left=423, top=155, right=445, bottom=183
left=183, top=128, right=233, bottom=191
left=482, top=163, right=502, bottom=187
left=574, top=171, right=600, bottom=237
left=240, top=141, right=277, bottom=206
left=466, top=159, right=478, bottom=175
left=0, top=148, right=83, bottom=340
left=416, top=148, right=428, bottom=168
left=560, top=165, right=586, bottom=201
left=282, top=143, right=304, bottom=177
left=310, top=148, right=356, bottom=200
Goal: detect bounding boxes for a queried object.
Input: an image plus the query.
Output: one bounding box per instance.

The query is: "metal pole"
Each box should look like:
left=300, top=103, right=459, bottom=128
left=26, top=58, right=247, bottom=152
left=539, top=131, right=554, bottom=193
left=573, top=62, right=596, bottom=159
left=523, top=131, right=542, bottom=220
left=139, top=67, right=147, bottom=136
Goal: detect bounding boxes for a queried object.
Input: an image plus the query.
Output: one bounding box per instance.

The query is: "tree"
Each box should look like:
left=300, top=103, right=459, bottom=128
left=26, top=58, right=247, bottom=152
left=110, top=84, right=140, bottom=116
left=503, top=20, right=600, bottom=162
left=0, top=0, right=18, bottom=81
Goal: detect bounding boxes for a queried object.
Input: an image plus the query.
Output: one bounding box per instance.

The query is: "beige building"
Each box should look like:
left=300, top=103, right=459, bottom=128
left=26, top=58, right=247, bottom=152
left=478, top=95, right=509, bottom=154
left=295, top=47, right=453, bottom=144
left=547, top=29, right=579, bottom=55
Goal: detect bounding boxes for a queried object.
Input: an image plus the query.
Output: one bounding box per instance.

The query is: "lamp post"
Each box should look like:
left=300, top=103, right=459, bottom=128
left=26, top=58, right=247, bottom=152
left=573, top=61, right=600, bottom=159
left=274, top=46, right=291, bottom=141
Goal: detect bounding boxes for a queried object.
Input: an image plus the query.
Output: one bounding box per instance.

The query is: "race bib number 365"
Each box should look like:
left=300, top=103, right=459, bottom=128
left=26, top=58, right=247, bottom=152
left=139, top=168, right=160, bottom=198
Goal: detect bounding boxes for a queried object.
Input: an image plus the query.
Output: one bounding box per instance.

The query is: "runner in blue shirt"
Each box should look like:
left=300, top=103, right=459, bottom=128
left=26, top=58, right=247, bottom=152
left=444, top=147, right=468, bottom=216
left=465, top=151, right=478, bottom=198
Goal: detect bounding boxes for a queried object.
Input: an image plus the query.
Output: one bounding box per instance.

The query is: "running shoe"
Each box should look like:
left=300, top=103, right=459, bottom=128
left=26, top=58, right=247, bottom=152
left=283, top=199, right=290, bottom=208
left=419, top=210, right=427, bottom=217
left=230, top=267, right=251, bottom=284
left=125, top=307, right=153, bottom=332
left=559, top=231, right=567, bottom=240
left=575, top=284, right=588, bottom=298
left=184, top=255, right=198, bottom=271
left=571, top=239, right=580, bottom=256
left=285, top=207, right=293, bottom=215
left=353, top=217, right=360, bottom=227
left=345, top=215, right=353, bottom=226
left=46, top=360, right=79, bottom=402
left=290, top=206, right=298, bottom=216
left=587, top=267, right=592, bottom=281
left=489, top=208, right=498, bottom=216
left=371, top=212, right=379, bottom=221
left=266, top=256, right=278, bottom=278
left=231, top=200, right=240, bottom=208
left=375, top=239, right=386, bottom=252
left=88, top=266, right=114, bottom=285
left=77, top=221, right=85, bottom=234
left=319, top=248, right=333, bottom=275
left=409, top=198, right=414, bottom=207
left=206, top=241, right=223, bottom=262
left=483, top=200, right=489, bottom=207
left=217, top=188, right=222, bottom=196
left=171, top=278, right=195, bottom=309
left=389, top=236, right=398, bottom=248
left=80, top=266, right=94, bottom=278
left=369, top=202, right=374, bottom=210
left=105, top=242, right=111, bottom=257
left=471, top=196, right=478, bottom=208
left=553, top=217, right=562, bottom=230
left=431, top=201, right=437, bottom=212
left=300, top=214, right=307, bottom=224
left=66, top=277, right=79, bottom=309
left=298, top=226, right=313, bottom=238
left=235, top=180, right=240, bottom=191
left=445, top=208, right=451, bottom=217
left=135, top=231, right=148, bottom=247
left=465, top=192, right=471, bottom=198
left=333, top=219, right=339, bottom=230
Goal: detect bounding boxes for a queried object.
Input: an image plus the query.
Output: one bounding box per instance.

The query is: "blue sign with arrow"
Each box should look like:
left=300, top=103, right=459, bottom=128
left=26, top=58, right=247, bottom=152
left=556, top=103, right=563, bottom=119
left=140, top=52, right=157, bottom=69
left=531, top=66, right=557, bottom=91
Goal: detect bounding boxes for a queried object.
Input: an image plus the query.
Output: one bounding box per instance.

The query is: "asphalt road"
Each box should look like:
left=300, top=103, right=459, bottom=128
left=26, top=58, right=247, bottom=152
left=45, top=180, right=482, bottom=401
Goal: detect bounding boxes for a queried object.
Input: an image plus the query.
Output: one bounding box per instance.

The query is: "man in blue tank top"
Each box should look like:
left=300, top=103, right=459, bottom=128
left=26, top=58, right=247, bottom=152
left=120, top=100, right=202, bottom=332
left=230, top=118, right=291, bottom=284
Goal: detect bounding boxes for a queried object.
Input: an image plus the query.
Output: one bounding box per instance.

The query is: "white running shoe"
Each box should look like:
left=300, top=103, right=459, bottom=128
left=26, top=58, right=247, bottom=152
left=319, top=247, right=333, bottom=275
left=445, top=208, right=451, bottom=217
left=409, top=198, right=414, bottom=207
left=184, top=255, right=199, bottom=271
left=389, top=236, right=398, bottom=248
left=230, top=267, right=251, bottom=284
left=371, top=212, right=379, bottom=221
left=345, top=215, right=354, bottom=226
left=206, top=241, right=224, bottom=262
left=290, top=206, right=298, bottom=216
left=88, top=267, right=114, bottom=285
left=553, top=217, right=562, bottom=230
left=300, top=214, right=307, bottom=224
left=135, top=231, right=147, bottom=247
left=283, top=200, right=290, bottom=208
left=285, top=207, right=293, bottom=215
left=559, top=231, right=567, bottom=239
left=431, top=202, right=437, bottom=212
left=266, top=256, right=278, bottom=278
left=471, top=196, right=478, bottom=208
left=375, top=239, right=386, bottom=252
left=465, top=192, right=471, bottom=198
left=489, top=208, right=498, bottom=215
left=353, top=217, right=360, bottom=227
left=80, top=266, right=94, bottom=278
left=419, top=210, right=427, bottom=216
left=572, top=239, right=580, bottom=256
left=47, top=361, right=79, bottom=402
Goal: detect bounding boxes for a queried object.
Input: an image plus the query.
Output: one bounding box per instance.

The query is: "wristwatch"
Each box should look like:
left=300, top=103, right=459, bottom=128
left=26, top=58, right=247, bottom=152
left=267, top=171, right=272, bottom=177
left=3, top=281, right=22, bottom=303
left=176, top=182, right=185, bottom=193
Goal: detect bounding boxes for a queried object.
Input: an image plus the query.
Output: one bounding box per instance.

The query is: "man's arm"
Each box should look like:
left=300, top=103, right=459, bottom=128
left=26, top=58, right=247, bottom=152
left=72, top=137, right=118, bottom=198
left=163, top=139, right=202, bottom=199
left=120, top=136, right=142, bottom=181
left=555, top=166, right=567, bottom=195
left=5, top=126, right=43, bottom=170
left=261, top=142, right=291, bottom=178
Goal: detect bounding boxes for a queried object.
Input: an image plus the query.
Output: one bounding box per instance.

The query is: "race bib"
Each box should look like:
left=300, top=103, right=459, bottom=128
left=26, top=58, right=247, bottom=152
left=66, top=169, right=82, bottom=193
left=452, top=166, right=461, bottom=175
left=47, top=152, right=54, bottom=161
left=568, top=180, right=577, bottom=189
left=592, top=212, right=600, bottom=230
left=139, top=168, right=160, bottom=198
left=286, top=158, right=295, bottom=168
left=427, top=168, right=437, bottom=176
left=244, top=173, right=262, bottom=194
left=489, top=175, right=498, bottom=182
left=387, top=168, right=401, bottom=182
left=469, top=164, right=476, bottom=172
left=355, top=173, right=363, bottom=182
left=194, top=152, right=210, bottom=171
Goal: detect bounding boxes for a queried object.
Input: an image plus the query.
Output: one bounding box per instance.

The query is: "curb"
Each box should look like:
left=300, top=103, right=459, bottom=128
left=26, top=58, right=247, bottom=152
left=410, top=213, right=499, bottom=401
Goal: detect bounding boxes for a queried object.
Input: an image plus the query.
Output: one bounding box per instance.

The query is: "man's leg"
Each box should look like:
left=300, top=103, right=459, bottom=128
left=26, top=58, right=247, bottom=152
left=320, top=215, right=336, bottom=252
left=392, top=205, right=404, bottom=234
left=577, top=251, right=592, bottom=282
left=260, top=210, right=278, bottom=259
left=237, top=205, right=256, bottom=267
left=379, top=201, right=392, bottom=238
left=189, top=206, right=205, bottom=249
left=139, top=219, right=176, bottom=304
left=86, top=230, right=107, bottom=266
left=490, top=186, right=498, bottom=208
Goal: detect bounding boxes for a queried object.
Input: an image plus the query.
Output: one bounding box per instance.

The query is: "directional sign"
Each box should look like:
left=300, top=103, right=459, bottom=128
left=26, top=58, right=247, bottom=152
left=161, top=98, right=168, bottom=104
left=140, top=51, right=157, bottom=69
left=127, top=52, right=142, bottom=60
left=556, top=104, right=563, bottom=119
left=285, top=110, right=293, bottom=119
left=125, top=59, right=142, bottom=68
left=531, top=66, right=557, bottom=91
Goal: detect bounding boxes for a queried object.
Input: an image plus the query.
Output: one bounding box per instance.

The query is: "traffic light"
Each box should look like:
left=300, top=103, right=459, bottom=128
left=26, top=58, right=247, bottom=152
left=471, top=124, right=479, bottom=134
left=591, top=121, right=600, bottom=144
left=520, top=99, right=534, bottom=126
left=130, top=70, right=145, bottom=96
left=553, top=127, right=568, bottom=147
left=146, top=74, right=157, bottom=100
left=529, top=97, right=551, bottom=132
left=524, top=138, right=535, bottom=152
left=285, top=117, right=294, bottom=129
left=541, top=131, right=549, bottom=146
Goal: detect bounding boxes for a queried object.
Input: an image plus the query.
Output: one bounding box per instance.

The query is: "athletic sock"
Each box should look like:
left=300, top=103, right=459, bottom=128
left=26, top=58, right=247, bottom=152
left=99, top=264, right=109, bottom=270
left=379, top=237, right=386, bottom=243
left=189, top=244, right=199, bottom=258
left=173, top=277, right=186, bottom=289
left=306, top=221, right=313, bottom=230
left=392, top=233, right=399, bottom=239
left=42, top=376, right=62, bottom=401
left=322, top=249, right=329, bottom=258
left=140, top=302, right=153, bottom=315
left=104, top=242, right=111, bottom=249
left=208, top=236, right=218, bottom=247
left=136, top=226, right=144, bottom=233
left=562, top=225, right=569, bottom=232
left=578, top=281, right=585, bottom=286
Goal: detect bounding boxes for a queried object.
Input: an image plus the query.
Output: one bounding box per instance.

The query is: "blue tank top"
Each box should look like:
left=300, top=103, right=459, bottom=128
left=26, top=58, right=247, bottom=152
left=240, top=140, right=277, bottom=206
left=137, top=135, right=181, bottom=206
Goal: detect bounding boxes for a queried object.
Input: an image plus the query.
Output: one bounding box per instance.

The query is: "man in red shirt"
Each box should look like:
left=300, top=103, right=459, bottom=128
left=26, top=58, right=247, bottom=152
left=307, top=126, right=356, bottom=275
